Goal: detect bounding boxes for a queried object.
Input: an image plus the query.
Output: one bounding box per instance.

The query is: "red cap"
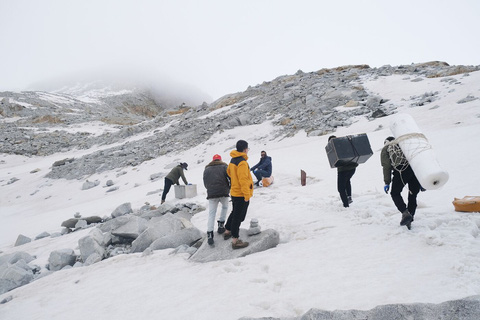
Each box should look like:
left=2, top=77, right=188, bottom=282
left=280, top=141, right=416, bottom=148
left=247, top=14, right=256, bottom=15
left=213, top=154, right=222, bottom=161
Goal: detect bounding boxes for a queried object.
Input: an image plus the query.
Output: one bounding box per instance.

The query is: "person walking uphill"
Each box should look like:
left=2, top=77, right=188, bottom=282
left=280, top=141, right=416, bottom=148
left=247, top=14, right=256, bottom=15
left=381, top=136, right=422, bottom=230
left=329, top=135, right=358, bottom=208
left=251, top=151, right=272, bottom=186
left=161, top=162, right=189, bottom=204
left=223, top=140, right=253, bottom=249
left=203, top=154, right=230, bottom=246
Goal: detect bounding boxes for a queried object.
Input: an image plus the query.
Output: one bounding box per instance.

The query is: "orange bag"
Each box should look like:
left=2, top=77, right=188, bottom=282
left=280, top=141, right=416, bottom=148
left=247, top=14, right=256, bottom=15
left=453, top=196, right=480, bottom=212
left=261, top=176, right=274, bottom=187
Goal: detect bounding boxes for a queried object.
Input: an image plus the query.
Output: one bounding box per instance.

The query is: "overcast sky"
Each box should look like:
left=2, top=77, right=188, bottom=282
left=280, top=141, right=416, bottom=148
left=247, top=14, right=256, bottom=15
left=1, top=0, right=479, bottom=101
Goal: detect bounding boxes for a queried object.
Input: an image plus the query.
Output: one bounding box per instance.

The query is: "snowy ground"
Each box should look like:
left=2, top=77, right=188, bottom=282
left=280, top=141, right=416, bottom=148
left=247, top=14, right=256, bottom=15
left=1, top=71, right=480, bottom=319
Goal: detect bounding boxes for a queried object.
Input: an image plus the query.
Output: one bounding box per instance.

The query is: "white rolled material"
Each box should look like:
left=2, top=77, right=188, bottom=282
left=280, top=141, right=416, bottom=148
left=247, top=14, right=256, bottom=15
left=390, top=113, right=449, bottom=190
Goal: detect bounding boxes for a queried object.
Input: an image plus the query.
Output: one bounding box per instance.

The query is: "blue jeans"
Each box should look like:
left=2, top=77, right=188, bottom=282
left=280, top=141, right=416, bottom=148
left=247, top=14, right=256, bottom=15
left=207, top=197, right=229, bottom=232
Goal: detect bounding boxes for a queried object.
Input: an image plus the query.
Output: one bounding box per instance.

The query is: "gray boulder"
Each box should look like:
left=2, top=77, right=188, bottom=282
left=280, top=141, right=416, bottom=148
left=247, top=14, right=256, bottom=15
left=78, top=234, right=105, bottom=262
left=0, top=263, right=34, bottom=294
left=98, top=215, right=132, bottom=233
left=137, top=203, right=176, bottom=219
left=149, top=227, right=203, bottom=251
left=48, top=249, right=76, bottom=271
left=130, top=213, right=185, bottom=253
left=81, top=179, right=100, bottom=190
left=75, top=220, right=88, bottom=229
left=14, top=234, right=31, bottom=247
left=0, top=252, right=35, bottom=266
left=189, top=228, right=280, bottom=263
left=34, top=232, right=50, bottom=240
left=84, top=252, right=103, bottom=266
left=88, top=228, right=106, bottom=246
left=111, top=215, right=148, bottom=240
left=111, top=202, right=133, bottom=218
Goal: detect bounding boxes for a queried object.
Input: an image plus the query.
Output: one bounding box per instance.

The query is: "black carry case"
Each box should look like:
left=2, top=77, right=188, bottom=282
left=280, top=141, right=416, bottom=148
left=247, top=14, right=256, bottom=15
left=326, top=134, right=373, bottom=168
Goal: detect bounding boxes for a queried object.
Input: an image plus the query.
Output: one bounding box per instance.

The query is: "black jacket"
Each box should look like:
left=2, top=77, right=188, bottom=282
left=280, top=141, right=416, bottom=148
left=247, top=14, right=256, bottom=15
left=203, top=160, right=230, bottom=199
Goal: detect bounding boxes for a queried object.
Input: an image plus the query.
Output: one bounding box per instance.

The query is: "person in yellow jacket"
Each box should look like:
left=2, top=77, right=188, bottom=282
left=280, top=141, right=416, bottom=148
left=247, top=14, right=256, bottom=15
left=223, top=140, right=253, bottom=249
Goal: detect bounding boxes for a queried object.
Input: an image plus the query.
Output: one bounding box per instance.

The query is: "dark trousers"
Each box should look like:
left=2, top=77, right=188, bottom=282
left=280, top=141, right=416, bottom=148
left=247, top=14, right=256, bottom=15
left=225, top=196, right=249, bottom=239
left=337, top=168, right=355, bottom=207
left=161, top=178, right=174, bottom=201
left=391, top=166, right=421, bottom=216
left=253, top=169, right=269, bottom=182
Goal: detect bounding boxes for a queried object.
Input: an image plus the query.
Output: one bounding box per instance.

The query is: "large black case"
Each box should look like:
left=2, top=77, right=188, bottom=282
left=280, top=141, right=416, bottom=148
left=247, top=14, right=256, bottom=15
left=325, top=134, right=373, bottom=168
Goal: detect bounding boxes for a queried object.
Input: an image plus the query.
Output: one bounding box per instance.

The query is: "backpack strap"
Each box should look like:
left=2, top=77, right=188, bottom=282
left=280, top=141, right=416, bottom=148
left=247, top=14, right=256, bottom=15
left=230, top=156, right=246, bottom=166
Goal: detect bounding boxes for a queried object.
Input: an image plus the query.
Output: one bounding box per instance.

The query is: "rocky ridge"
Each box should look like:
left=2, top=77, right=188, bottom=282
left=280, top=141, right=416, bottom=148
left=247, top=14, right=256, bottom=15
left=1, top=61, right=478, bottom=181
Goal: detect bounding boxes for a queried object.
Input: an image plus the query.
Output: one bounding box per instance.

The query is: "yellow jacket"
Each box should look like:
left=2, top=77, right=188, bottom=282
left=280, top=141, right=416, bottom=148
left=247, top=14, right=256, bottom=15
left=227, top=150, right=254, bottom=201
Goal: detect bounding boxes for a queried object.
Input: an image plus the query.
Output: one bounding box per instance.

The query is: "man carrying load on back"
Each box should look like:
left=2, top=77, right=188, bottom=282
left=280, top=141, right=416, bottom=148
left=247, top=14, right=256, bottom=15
left=381, top=136, right=422, bottom=230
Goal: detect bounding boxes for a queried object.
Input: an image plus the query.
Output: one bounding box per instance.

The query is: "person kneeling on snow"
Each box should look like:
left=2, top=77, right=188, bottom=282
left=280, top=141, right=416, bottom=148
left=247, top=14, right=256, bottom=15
left=250, top=151, right=272, bottom=186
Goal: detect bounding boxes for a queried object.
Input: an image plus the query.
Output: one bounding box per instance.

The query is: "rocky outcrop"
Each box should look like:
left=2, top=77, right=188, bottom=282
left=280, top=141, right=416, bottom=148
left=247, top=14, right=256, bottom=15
left=241, top=295, right=480, bottom=320
left=0, top=252, right=36, bottom=294
left=190, top=228, right=280, bottom=263
left=3, top=62, right=478, bottom=180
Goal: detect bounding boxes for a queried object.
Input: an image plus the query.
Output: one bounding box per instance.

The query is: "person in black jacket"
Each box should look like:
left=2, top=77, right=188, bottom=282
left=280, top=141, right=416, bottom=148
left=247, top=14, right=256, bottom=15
left=329, top=136, right=358, bottom=208
left=203, top=154, right=230, bottom=245
left=250, top=151, right=272, bottom=186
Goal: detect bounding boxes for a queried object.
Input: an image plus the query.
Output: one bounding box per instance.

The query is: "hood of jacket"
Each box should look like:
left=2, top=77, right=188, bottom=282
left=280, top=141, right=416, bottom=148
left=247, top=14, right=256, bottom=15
left=229, top=150, right=249, bottom=160
left=205, top=160, right=228, bottom=168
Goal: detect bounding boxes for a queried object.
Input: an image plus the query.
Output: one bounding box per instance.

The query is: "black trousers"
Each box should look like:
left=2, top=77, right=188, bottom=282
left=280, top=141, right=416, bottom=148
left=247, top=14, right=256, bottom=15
left=161, top=178, right=174, bottom=201
left=337, top=168, right=355, bottom=207
left=391, top=166, right=421, bottom=215
left=225, top=196, right=249, bottom=239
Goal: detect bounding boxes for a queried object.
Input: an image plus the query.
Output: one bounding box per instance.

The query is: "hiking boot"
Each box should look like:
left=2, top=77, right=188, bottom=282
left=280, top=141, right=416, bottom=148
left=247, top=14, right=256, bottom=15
left=400, top=210, right=413, bottom=226
left=207, top=231, right=214, bottom=246
left=217, top=221, right=226, bottom=234
left=232, top=239, right=249, bottom=249
left=161, top=200, right=165, bottom=205
left=223, top=231, right=232, bottom=240
left=348, top=196, right=353, bottom=204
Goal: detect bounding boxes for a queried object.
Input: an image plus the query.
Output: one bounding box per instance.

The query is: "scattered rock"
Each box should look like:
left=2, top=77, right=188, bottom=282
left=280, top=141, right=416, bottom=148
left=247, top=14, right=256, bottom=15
left=111, top=202, right=133, bottom=218
left=14, top=234, right=32, bottom=247
left=81, top=179, right=100, bottom=190
left=48, top=249, right=77, bottom=271
left=190, top=228, right=280, bottom=263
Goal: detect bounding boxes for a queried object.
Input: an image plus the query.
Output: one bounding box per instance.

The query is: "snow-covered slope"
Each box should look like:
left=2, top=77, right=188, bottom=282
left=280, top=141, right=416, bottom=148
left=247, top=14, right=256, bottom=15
left=0, top=71, right=480, bottom=319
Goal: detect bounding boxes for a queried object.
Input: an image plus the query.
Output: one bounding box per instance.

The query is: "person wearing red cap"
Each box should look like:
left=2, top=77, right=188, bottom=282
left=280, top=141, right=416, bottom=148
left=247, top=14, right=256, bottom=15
left=203, top=154, right=230, bottom=245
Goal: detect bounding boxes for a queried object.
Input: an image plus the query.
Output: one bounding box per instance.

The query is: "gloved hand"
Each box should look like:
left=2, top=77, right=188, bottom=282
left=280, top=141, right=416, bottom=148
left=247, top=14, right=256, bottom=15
left=420, top=186, right=426, bottom=192
left=384, top=184, right=390, bottom=194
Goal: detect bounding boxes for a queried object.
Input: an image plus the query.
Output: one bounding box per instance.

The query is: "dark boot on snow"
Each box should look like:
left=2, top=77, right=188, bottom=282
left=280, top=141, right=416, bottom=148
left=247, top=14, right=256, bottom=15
left=207, top=231, right=214, bottom=245
left=400, top=210, right=413, bottom=226
left=217, top=221, right=225, bottom=234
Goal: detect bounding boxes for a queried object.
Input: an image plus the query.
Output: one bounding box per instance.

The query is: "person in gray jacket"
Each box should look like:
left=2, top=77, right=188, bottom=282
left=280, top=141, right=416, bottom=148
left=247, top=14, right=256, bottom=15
left=203, top=154, right=230, bottom=245
left=161, top=162, right=188, bottom=204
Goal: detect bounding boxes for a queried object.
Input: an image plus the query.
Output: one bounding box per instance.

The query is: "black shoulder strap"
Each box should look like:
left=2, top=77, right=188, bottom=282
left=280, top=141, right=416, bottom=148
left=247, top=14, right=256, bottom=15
left=230, top=156, right=245, bottom=166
